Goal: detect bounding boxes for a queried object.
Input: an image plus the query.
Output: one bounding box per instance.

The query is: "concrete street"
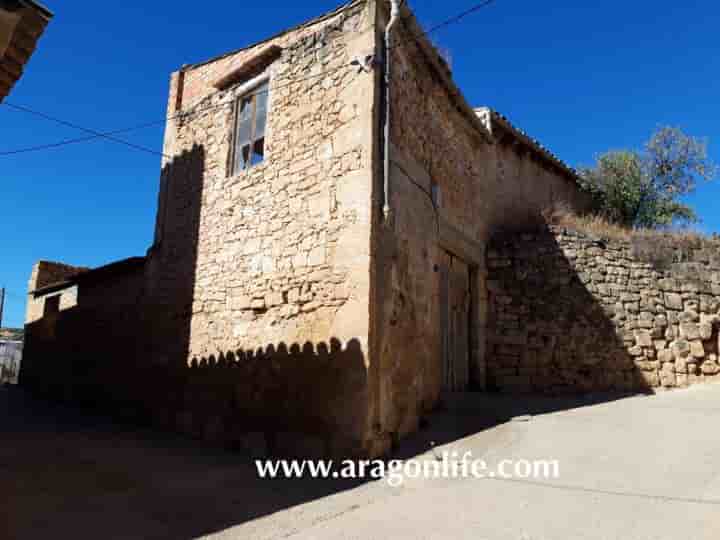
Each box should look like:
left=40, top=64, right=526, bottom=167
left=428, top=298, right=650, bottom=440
left=2, top=383, right=719, bottom=539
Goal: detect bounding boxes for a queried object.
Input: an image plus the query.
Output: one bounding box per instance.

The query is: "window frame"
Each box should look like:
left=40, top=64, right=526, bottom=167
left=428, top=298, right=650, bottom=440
left=229, top=79, right=269, bottom=175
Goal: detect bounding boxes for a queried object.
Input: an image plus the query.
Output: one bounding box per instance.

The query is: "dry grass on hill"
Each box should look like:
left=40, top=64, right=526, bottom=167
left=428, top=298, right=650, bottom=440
left=542, top=205, right=718, bottom=270
left=542, top=205, right=710, bottom=244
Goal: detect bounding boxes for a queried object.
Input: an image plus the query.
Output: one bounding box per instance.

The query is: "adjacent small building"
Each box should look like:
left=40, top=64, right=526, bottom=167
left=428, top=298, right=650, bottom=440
left=22, top=1, right=589, bottom=457
left=0, top=0, right=52, bottom=102
left=0, top=328, right=23, bottom=384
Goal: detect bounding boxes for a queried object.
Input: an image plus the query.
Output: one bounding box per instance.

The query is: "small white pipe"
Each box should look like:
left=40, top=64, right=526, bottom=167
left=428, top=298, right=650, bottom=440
left=383, top=0, right=401, bottom=221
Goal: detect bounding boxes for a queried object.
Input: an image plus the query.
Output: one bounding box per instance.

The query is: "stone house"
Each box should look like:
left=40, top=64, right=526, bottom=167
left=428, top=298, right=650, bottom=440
left=0, top=0, right=52, bottom=102
left=23, top=0, right=589, bottom=457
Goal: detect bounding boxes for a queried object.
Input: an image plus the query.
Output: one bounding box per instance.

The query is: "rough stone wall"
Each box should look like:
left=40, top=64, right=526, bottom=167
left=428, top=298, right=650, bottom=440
left=144, top=0, right=380, bottom=455
left=370, top=4, right=589, bottom=443
left=487, top=227, right=720, bottom=394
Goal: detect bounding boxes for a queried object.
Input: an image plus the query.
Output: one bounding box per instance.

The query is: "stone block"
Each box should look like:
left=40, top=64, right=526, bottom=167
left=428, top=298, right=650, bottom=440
left=664, top=293, right=683, bottom=310
left=701, top=362, right=720, bottom=375
left=308, top=192, right=330, bottom=220
left=671, top=340, right=691, bottom=359
left=635, top=331, right=653, bottom=348
left=679, top=310, right=700, bottom=323
left=699, top=322, right=713, bottom=341
left=700, top=296, right=719, bottom=314
left=230, top=295, right=252, bottom=311
left=287, top=287, right=300, bottom=303
left=265, top=291, right=285, bottom=308
left=636, top=360, right=659, bottom=372
left=679, top=323, right=700, bottom=341
left=660, top=363, right=676, bottom=388
left=333, top=283, right=350, bottom=300
left=637, top=370, right=660, bottom=388
left=690, top=341, right=705, bottom=359
left=675, top=355, right=688, bottom=374
left=307, top=246, right=325, bottom=266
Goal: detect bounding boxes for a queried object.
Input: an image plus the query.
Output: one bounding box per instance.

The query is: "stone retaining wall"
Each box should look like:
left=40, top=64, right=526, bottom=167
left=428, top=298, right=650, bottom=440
left=487, top=227, right=720, bottom=394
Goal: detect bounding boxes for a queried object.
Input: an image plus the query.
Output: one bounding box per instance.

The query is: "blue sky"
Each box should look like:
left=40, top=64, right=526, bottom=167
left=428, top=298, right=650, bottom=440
left=1, top=0, right=718, bottom=327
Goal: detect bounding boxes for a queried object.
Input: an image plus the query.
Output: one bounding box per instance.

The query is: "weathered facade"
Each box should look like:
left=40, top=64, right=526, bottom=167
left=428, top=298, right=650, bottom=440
left=24, top=1, right=593, bottom=457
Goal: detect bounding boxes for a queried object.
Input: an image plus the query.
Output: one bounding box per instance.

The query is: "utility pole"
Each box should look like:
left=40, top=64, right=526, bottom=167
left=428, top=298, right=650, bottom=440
left=0, top=287, right=5, bottom=329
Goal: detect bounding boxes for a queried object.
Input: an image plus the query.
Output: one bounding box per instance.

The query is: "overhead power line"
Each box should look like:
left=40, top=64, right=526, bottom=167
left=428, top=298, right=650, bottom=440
left=0, top=63, right=350, bottom=158
left=416, top=0, right=495, bottom=38
left=3, top=102, right=169, bottom=158
left=0, top=0, right=499, bottom=159
left=0, top=118, right=174, bottom=156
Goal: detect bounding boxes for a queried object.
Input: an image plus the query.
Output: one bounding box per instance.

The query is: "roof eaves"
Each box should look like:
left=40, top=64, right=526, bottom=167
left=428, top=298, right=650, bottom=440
left=476, top=107, right=579, bottom=182
left=30, top=256, right=146, bottom=297
left=184, top=0, right=363, bottom=73
left=19, top=0, right=53, bottom=20
left=395, top=3, right=493, bottom=145
left=31, top=279, right=74, bottom=297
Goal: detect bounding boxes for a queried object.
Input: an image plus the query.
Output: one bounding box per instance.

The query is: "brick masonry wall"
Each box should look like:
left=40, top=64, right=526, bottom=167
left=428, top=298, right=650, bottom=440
left=487, top=227, right=720, bottom=394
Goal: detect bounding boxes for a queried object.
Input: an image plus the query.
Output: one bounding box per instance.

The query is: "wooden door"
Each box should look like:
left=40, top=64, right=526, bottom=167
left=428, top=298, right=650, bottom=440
left=440, top=251, right=471, bottom=392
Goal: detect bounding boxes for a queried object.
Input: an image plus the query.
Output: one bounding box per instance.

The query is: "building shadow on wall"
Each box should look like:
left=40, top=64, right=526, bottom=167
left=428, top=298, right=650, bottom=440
left=485, top=226, right=653, bottom=395
left=170, top=338, right=370, bottom=459
left=3, top=339, right=371, bottom=540
left=395, top=224, right=655, bottom=458
left=14, top=144, right=375, bottom=537
left=145, top=143, right=206, bottom=377
left=20, top=145, right=208, bottom=419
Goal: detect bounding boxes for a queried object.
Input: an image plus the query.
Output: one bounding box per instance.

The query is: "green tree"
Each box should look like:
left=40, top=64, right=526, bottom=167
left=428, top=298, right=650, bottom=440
left=579, top=127, right=717, bottom=228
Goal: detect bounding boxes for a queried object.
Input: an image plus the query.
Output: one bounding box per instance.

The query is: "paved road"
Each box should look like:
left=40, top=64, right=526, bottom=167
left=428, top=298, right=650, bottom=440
left=3, top=384, right=720, bottom=539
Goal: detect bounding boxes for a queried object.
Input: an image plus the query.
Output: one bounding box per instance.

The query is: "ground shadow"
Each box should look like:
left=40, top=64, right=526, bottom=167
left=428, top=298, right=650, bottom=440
left=168, top=338, right=369, bottom=459
left=4, top=337, right=370, bottom=540
left=20, top=145, right=207, bottom=418
left=12, top=138, right=377, bottom=537
left=0, top=384, right=371, bottom=540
